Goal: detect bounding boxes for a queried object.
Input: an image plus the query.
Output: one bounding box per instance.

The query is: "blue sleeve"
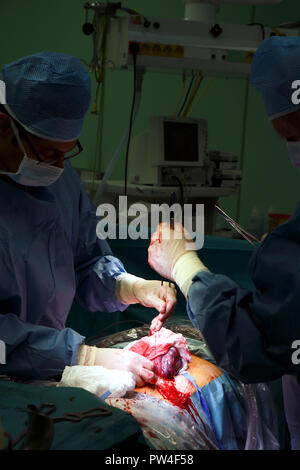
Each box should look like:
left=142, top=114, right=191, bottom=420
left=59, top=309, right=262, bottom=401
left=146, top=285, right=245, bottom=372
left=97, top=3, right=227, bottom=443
left=187, top=221, right=300, bottom=383
left=73, top=173, right=128, bottom=313
left=0, top=313, right=85, bottom=380
left=186, top=271, right=289, bottom=383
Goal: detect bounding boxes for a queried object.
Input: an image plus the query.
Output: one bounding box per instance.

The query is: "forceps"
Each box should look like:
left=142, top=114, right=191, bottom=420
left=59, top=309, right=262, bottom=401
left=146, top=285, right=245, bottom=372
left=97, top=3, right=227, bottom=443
left=214, top=204, right=260, bottom=246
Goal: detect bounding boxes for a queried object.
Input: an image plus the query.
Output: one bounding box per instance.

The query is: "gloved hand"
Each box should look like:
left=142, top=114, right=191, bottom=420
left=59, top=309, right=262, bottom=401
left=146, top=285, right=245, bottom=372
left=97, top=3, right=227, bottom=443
left=78, top=345, right=156, bottom=387
left=58, top=365, right=136, bottom=399
left=95, top=348, right=156, bottom=387
left=116, top=274, right=177, bottom=331
left=148, top=222, right=210, bottom=297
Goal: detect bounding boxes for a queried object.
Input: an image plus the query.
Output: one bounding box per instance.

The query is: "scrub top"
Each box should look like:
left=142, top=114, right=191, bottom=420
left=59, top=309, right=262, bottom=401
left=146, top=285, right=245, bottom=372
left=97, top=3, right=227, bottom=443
left=0, top=161, right=127, bottom=380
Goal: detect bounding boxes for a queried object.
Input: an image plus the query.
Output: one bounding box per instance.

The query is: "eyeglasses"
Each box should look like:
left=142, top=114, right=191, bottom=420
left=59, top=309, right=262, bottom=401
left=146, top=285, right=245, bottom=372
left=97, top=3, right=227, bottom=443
left=9, top=115, right=83, bottom=165
left=26, top=137, right=83, bottom=166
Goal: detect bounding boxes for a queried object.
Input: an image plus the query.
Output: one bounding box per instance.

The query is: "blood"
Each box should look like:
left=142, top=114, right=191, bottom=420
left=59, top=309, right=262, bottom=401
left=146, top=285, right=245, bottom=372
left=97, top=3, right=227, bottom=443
left=147, top=430, right=158, bottom=439
left=149, top=235, right=160, bottom=246
left=110, top=398, right=134, bottom=415
left=156, top=378, right=207, bottom=433
left=122, top=399, right=133, bottom=414
left=188, top=398, right=207, bottom=434
left=157, top=378, right=190, bottom=408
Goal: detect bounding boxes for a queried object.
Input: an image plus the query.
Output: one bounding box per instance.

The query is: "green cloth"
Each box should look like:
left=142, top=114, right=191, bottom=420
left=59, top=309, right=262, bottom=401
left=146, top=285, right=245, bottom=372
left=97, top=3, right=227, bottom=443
left=0, top=381, right=146, bottom=450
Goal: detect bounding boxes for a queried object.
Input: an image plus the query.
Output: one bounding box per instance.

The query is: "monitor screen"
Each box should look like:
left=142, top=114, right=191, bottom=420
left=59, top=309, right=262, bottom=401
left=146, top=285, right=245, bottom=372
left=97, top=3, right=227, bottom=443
left=163, top=121, right=198, bottom=162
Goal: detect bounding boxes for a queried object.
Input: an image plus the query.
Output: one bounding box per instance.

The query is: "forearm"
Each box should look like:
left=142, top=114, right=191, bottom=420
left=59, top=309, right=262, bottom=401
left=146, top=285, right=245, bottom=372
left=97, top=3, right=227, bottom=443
left=186, top=271, right=293, bottom=382
left=0, top=313, right=85, bottom=379
left=75, top=255, right=129, bottom=312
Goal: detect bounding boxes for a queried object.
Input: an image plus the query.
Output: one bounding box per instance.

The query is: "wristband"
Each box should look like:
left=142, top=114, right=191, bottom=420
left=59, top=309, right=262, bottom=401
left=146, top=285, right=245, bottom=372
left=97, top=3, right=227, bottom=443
left=172, top=251, right=210, bottom=298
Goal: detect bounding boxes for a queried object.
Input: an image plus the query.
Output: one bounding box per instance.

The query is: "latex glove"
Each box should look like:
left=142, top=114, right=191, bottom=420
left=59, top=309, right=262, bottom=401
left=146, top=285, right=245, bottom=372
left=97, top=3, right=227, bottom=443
left=116, top=274, right=177, bottom=331
left=95, top=348, right=156, bottom=387
left=261, top=233, right=268, bottom=241
left=148, top=222, right=210, bottom=297
left=58, top=365, right=136, bottom=399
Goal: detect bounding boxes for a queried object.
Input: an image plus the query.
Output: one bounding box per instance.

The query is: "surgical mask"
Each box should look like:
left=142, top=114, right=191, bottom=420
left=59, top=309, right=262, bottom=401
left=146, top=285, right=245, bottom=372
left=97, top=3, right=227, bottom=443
left=10, top=155, right=64, bottom=186
left=0, top=119, right=64, bottom=186
left=286, top=141, right=300, bottom=170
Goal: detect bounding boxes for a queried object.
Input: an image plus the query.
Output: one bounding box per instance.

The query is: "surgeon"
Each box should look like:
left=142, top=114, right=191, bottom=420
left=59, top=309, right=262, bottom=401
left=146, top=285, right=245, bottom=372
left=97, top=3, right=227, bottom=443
left=148, top=36, right=300, bottom=449
left=0, top=52, right=177, bottom=387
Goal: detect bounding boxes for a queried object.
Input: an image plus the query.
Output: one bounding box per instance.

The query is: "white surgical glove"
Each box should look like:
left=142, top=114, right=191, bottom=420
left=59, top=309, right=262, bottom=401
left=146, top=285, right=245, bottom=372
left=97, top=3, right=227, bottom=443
left=148, top=222, right=210, bottom=297
left=95, top=348, right=157, bottom=387
left=57, top=365, right=136, bottom=398
left=78, top=345, right=157, bottom=387
left=115, top=273, right=177, bottom=331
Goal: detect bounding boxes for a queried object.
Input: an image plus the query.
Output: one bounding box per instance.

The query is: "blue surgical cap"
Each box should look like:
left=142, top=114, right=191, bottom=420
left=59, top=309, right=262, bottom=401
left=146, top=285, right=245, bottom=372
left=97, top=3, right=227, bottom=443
left=0, top=52, right=91, bottom=141
left=250, top=36, right=300, bottom=120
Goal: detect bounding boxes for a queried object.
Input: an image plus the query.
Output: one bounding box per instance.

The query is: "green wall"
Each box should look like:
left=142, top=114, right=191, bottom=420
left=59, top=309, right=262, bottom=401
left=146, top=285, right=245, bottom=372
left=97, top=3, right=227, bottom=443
left=0, top=0, right=299, bottom=229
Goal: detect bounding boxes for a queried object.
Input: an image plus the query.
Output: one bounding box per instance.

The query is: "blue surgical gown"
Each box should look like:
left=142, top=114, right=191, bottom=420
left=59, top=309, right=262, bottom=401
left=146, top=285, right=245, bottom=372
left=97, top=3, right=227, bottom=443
left=187, top=202, right=300, bottom=383
left=0, top=162, right=127, bottom=380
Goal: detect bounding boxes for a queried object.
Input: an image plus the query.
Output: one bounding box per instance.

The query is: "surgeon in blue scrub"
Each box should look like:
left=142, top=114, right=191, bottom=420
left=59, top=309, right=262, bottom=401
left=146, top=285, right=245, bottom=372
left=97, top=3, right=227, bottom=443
left=0, top=52, right=176, bottom=387
left=148, top=36, right=300, bottom=449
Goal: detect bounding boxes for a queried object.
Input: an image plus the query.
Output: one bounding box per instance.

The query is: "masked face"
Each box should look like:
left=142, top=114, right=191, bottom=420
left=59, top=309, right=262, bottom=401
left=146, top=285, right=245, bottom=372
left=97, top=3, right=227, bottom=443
left=0, top=119, right=64, bottom=186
